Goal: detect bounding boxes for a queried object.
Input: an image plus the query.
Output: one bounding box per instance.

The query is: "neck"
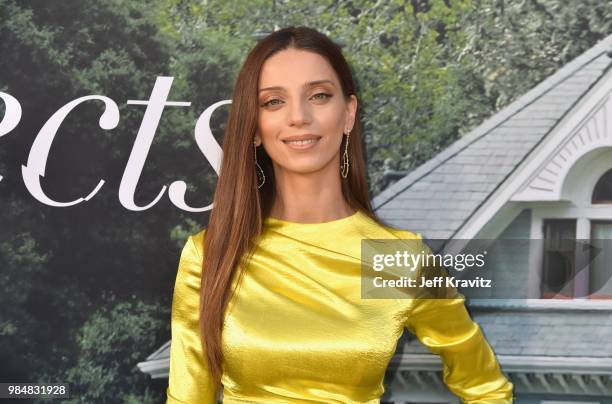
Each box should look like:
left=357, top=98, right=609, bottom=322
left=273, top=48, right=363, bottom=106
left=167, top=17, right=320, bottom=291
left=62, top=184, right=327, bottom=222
left=269, top=160, right=353, bottom=223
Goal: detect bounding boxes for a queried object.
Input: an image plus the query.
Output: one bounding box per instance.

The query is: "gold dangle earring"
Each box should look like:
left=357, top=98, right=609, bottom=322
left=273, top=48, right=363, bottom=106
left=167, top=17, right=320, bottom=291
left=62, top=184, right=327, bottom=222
left=254, top=140, right=265, bottom=189
left=341, top=129, right=350, bottom=179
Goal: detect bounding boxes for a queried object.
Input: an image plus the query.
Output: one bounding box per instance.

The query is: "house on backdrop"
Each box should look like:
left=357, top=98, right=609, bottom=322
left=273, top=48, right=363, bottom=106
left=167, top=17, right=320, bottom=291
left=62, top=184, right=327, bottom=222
left=139, top=34, right=612, bottom=404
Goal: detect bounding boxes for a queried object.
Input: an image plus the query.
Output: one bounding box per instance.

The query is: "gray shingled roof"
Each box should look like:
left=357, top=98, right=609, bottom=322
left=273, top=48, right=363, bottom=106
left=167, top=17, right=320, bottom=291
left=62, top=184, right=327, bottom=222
left=372, top=34, right=612, bottom=240
left=399, top=305, right=612, bottom=359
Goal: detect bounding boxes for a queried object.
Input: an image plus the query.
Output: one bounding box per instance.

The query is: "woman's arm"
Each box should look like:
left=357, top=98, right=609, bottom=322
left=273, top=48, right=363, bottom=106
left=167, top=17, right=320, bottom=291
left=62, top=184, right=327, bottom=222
left=404, top=236, right=514, bottom=403
left=167, top=233, right=218, bottom=404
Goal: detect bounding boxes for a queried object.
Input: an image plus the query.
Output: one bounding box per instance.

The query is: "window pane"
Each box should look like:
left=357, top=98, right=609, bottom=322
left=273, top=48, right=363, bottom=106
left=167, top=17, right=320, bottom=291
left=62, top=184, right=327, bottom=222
left=541, top=219, right=576, bottom=298
left=592, top=168, right=612, bottom=204
left=590, top=221, right=612, bottom=299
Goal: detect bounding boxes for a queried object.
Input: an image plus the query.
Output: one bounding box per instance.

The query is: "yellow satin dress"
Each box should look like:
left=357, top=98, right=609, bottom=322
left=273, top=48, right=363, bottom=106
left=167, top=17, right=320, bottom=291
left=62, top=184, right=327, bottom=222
left=166, top=210, right=514, bottom=403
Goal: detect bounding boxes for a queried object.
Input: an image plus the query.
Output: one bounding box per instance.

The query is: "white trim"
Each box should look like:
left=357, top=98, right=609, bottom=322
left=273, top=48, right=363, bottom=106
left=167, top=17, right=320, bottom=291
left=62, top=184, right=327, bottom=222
left=576, top=217, right=591, bottom=297
left=391, top=353, right=612, bottom=374
left=455, top=67, right=612, bottom=240
left=541, top=401, right=600, bottom=404
left=498, top=355, right=612, bottom=374
left=136, top=357, right=169, bottom=379
left=525, top=149, right=612, bottom=300
left=528, top=207, right=545, bottom=298
left=512, top=88, right=612, bottom=201
left=468, top=298, right=612, bottom=310
left=143, top=339, right=170, bottom=361
left=563, top=148, right=612, bottom=206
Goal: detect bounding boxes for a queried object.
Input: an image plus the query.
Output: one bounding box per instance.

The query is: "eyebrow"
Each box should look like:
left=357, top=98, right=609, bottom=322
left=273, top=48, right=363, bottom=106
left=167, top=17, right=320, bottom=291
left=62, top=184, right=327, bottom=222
left=259, top=79, right=335, bottom=93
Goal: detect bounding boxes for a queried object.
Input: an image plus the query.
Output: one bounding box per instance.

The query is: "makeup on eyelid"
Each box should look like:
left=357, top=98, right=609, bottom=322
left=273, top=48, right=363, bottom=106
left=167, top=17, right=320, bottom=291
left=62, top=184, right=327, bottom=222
left=261, top=92, right=332, bottom=108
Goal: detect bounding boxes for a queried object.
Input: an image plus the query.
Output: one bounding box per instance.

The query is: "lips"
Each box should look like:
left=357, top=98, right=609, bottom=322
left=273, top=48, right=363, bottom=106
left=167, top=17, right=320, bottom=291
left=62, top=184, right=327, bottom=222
left=281, top=135, right=322, bottom=142
left=281, top=134, right=322, bottom=150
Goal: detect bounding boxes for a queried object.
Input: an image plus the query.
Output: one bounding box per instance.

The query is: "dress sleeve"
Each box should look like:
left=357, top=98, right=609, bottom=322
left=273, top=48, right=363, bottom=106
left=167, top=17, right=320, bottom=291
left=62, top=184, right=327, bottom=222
left=167, top=233, right=218, bottom=404
left=404, top=235, right=514, bottom=403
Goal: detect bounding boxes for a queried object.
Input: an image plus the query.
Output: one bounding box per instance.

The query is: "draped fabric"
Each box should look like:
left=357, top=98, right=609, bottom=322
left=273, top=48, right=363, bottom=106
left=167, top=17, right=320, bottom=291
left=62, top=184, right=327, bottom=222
left=166, top=210, right=514, bottom=403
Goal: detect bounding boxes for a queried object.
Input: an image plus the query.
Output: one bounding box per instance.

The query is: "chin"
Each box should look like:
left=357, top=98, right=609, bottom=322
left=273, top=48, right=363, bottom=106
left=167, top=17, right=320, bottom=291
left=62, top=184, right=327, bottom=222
left=286, top=165, right=326, bottom=175
left=284, top=159, right=338, bottom=176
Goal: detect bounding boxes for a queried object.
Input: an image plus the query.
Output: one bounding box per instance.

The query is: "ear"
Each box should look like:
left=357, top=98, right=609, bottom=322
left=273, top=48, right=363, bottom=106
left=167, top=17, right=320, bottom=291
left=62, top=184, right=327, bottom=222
left=254, top=133, right=262, bottom=146
left=345, top=94, right=357, bottom=133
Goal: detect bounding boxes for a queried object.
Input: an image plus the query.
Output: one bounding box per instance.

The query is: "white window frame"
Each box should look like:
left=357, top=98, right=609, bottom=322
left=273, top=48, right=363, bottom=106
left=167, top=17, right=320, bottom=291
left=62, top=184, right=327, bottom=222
left=528, top=149, right=612, bottom=301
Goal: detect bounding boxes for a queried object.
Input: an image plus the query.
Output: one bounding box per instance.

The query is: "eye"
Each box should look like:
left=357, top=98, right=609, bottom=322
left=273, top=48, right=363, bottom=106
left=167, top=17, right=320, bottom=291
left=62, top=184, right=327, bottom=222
left=312, top=92, right=332, bottom=100
left=262, top=98, right=282, bottom=107
left=261, top=93, right=332, bottom=108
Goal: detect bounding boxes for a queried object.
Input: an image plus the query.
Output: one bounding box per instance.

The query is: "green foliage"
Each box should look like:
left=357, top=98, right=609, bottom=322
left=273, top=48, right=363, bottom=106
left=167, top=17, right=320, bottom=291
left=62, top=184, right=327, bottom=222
left=156, top=0, right=611, bottom=193
left=35, top=297, right=170, bottom=403
left=0, top=232, right=52, bottom=378
left=0, top=0, right=198, bottom=399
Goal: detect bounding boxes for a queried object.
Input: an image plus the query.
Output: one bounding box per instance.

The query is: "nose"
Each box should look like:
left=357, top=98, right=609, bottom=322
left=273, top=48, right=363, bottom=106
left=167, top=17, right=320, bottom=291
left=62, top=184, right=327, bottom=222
left=287, top=97, right=312, bottom=127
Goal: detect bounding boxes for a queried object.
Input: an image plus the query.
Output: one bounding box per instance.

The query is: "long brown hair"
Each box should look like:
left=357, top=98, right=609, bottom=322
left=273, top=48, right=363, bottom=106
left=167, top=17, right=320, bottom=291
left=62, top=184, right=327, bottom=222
left=199, top=25, right=387, bottom=394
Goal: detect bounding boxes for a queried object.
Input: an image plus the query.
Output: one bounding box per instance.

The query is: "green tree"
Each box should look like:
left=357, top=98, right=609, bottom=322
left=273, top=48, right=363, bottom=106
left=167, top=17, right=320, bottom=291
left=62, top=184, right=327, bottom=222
left=160, top=0, right=612, bottom=192
left=0, top=0, right=210, bottom=392
left=36, top=298, right=170, bottom=403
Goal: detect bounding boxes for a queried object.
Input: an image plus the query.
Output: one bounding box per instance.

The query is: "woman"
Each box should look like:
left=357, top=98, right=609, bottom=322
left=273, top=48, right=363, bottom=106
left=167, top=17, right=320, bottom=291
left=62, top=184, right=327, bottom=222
left=167, top=26, right=514, bottom=403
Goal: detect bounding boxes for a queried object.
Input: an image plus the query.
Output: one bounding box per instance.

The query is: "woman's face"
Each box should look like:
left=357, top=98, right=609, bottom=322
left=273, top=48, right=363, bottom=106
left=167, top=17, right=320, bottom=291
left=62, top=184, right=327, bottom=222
left=255, top=48, right=357, bottom=177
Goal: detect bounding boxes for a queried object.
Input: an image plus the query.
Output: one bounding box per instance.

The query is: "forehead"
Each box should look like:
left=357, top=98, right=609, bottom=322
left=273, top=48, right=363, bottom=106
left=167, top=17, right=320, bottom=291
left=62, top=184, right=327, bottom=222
left=259, top=48, right=339, bottom=89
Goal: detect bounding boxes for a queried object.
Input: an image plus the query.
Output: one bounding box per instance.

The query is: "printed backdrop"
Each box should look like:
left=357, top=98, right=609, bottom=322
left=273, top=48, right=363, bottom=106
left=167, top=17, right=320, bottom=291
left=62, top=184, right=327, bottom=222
left=1, top=1, right=611, bottom=402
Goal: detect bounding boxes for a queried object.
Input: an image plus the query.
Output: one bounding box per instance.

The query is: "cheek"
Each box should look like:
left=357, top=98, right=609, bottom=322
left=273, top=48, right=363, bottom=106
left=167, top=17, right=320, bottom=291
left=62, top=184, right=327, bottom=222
left=318, top=106, right=344, bottom=132
left=318, top=108, right=344, bottom=149
left=258, top=112, right=281, bottom=140
left=257, top=114, right=285, bottom=162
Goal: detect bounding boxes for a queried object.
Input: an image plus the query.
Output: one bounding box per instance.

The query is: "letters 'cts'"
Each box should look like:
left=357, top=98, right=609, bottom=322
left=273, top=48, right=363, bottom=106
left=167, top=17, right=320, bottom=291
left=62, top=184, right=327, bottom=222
left=0, top=77, right=225, bottom=212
